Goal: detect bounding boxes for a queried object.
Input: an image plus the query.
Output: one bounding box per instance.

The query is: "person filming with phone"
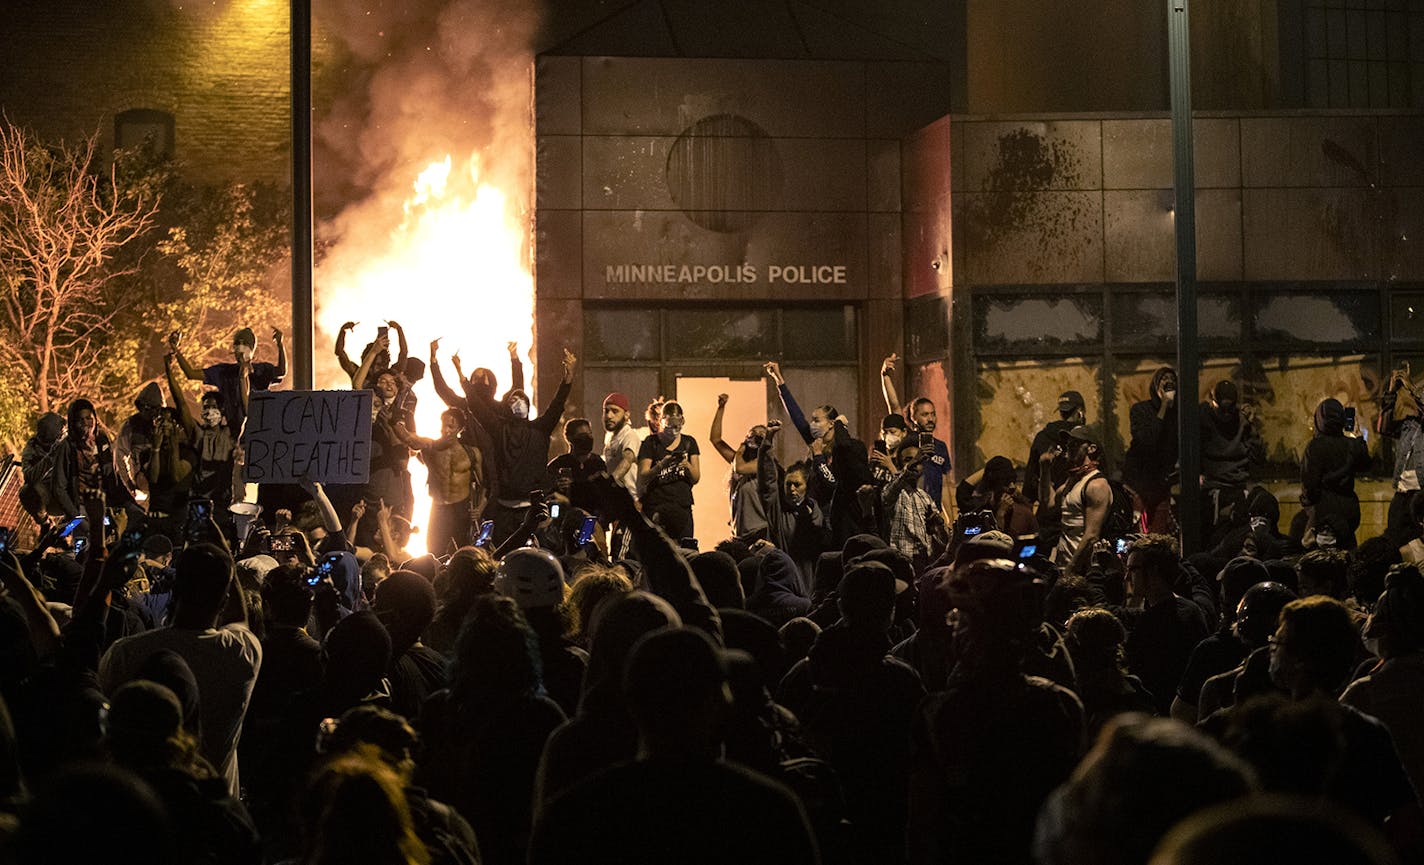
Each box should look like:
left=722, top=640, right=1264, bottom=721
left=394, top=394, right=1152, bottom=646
left=1380, top=361, right=1424, bottom=544
left=1300, top=397, right=1372, bottom=550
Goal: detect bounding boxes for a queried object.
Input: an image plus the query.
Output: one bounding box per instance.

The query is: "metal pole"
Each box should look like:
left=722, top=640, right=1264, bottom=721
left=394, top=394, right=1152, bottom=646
left=1169, top=0, right=1200, bottom=553
left=291, top=0, right=315, bottom=389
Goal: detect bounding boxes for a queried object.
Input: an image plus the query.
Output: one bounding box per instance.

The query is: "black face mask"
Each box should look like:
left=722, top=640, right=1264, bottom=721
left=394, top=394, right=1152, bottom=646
left=570, top=433, right=595, bottom=454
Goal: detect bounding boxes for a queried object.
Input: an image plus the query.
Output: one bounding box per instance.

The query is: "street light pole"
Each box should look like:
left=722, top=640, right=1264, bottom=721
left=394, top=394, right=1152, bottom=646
left=1169, top=0, right=1201, bottom=553
left=291, top=0, right=315, bottom=389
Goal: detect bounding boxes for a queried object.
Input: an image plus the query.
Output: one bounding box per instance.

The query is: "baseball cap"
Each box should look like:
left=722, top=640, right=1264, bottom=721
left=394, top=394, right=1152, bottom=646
left=1058, top=390, right=1086, bottom=414
left=1059, top=424, right=1101, bottom=446
left=881, top=414, right=908, bottom=432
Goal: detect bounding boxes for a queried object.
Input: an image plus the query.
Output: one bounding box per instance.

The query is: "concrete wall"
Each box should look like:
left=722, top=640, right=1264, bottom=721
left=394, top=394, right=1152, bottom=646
left=534, top=55, right=953, bottom=441
left=944, top=109, right=1424, bottom=483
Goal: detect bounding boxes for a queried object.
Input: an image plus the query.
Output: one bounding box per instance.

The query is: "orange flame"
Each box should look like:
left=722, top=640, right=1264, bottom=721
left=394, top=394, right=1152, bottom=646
left=316, top=152, right=533, bottom=557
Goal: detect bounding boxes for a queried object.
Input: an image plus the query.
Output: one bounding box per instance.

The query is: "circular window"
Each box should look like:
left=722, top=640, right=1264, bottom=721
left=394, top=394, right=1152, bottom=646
left=665, top=114, right=783, bottom=233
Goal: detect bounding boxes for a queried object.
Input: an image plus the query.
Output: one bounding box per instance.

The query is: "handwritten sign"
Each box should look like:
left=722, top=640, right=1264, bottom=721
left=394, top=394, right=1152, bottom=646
left=242, top=390, right=372, bottom=484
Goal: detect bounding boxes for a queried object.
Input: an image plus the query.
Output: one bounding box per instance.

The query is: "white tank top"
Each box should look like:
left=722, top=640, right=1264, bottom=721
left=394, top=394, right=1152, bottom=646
left=1055, top=469, right=1102, bottom=565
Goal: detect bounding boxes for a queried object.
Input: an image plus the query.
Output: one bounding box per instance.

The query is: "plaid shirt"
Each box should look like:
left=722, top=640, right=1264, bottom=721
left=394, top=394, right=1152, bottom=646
left=884, top=472, right=937, bottom=561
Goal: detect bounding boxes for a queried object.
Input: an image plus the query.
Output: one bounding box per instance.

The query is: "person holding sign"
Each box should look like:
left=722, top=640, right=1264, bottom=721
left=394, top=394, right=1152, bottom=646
left=394, top=409, right=486, bottom=556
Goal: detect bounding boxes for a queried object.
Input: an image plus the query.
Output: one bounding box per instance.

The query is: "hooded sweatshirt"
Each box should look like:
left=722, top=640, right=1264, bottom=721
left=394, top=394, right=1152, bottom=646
left=1124, top=367, right=1180, bottom=499
left=745, top=550, right=812, bottom=628
left=1301, top=398, right=1372, bottom=543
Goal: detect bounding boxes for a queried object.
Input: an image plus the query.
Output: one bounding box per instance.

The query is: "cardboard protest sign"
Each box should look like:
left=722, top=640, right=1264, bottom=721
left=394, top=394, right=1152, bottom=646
left=242, top=390, right=372, bottom=484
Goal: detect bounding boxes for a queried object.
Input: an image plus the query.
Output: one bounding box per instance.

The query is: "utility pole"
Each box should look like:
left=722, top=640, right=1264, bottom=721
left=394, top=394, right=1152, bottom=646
left=291, top=0, right=315, bottom=388
left=1169, top=0, right=1201, bottom=553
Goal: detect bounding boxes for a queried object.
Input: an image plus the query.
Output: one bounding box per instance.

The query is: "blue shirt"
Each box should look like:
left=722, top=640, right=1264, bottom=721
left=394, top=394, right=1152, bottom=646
left=203, top=361, right=279, bottom=429
left=919, top=436, right=951, bottom=504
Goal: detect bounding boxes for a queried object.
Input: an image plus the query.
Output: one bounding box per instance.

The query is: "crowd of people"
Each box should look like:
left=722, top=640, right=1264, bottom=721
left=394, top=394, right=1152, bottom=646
left=0, top=322, right=1422, bottom=865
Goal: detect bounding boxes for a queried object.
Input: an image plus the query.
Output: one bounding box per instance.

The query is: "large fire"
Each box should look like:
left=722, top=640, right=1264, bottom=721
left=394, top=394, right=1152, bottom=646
left=315, top=153, right=533, bottom=557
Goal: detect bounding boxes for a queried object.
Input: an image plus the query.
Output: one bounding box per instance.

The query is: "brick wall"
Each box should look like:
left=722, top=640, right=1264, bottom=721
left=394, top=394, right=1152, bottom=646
left=1, top=0, right=293, bottom=184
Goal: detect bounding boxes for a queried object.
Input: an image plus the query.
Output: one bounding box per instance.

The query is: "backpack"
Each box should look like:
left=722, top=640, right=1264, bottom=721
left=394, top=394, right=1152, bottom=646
left=1103, top=478, right=1145, bottom=541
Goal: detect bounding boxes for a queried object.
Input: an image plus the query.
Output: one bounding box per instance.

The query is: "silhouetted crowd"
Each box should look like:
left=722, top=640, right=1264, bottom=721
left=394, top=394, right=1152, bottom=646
left=0, top=324, right=1422, bottom=864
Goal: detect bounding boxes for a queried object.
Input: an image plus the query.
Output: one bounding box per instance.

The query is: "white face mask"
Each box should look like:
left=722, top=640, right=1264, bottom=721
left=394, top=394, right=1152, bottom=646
left=809, top=420, right=829, bottom=440
left=884, top=431, right=904, bottom=450
left=1250, top=516, right=1269, bottom=532
left=510, top=400, right=530, bottom=420
left=202, top=407, right=223, bottom=427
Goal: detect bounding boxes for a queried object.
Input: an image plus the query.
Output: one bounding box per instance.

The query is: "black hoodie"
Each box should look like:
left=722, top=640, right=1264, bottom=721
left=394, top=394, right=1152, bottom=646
left=1301, top=398, right=1372, bottom=544
left=1124, top=367, right=1179, bottom=499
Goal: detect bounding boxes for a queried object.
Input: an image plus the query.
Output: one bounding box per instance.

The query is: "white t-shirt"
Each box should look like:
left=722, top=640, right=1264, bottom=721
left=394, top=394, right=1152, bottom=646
left=99, top=623, right=262, bottom=797
left=604, top=423, right=642, bottom=499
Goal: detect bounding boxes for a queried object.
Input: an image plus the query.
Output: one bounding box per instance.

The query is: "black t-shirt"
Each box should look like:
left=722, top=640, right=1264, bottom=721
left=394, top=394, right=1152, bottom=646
left=638, top=434, right=700, bottom=509
left=548, top=452, right=607, bottom=512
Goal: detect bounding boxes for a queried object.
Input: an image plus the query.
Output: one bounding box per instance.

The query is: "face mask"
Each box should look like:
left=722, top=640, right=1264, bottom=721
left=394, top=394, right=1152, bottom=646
left=809, top=420, right=829, bottom=440
left=510, top=400, right=530, bottom=420
left=1250, top=516, right=1268, bottom=532
left=659, top=422, right=681, bottom=444
left=570, top=433, right=594, bottom=452
left=884, top=431, right=904, bottom=450
left=202, top=408, right=223, bottom=427
left=1316, top=528, right=1338, bottom=549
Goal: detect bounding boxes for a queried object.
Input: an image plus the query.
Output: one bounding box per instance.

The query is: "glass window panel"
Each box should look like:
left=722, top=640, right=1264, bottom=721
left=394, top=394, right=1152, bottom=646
left=1329, top=59, right=1351, bottom=105
left=1369, top=11, right=1389, bottom=58
left=1329, top=10, right=1349, bottom=55
left=1307, top=7, right=1330, bottom=56
left=783, top=305, right=858, bottom=362
left=665, top=308, right=775, bottom=359
left=1350, top=60, right=1371, bottom=103
left=1111, top=292, right=1241, bottom=346
left=584, top=308, right=659, bottom=361
left=904, top=295, right=949, bottom=361
left=974, top=294, right=1103, bottom=352
left=1391, top=293, right=1424, bottom=341
left=1388, top=13, right=1409, bottom=60
left=1254, top=290, right=1380, bottom=344
left=1369, top=62, right=1390, bottom=105
left=1309, top=58, right=1331, bottom=106
left=1348, top=10, right=1370, bottom=58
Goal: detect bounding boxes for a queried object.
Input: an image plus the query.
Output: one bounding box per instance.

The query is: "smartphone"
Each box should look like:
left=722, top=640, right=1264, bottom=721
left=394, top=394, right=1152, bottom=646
left=103, top=513, right=113, bottom=528
left=377, top=325, right=389, bottom=340
left=0, top=527, right=11, bottom=554
left=187, top=498, right=212, bottom=525
left=962, top=525, right=984, bottom=537
left=267, top=533, right=296, bottom=554
left=474, top=520, right=494, bottom=547
left=549, top=502, right=562, bottom=519
left=576, top=515, right=597, bottom=547
left=1116, top=537, right=1130, bottom=555
left=1012, top=537, right=1039, bottom=560
left=72, top=536, right=88, bottom=556
left=918, top=431, right=936, bottom=451
left=1343, top=407, right=1357, bottom=433
left=122, top=528, right=144, bottom=549
left=872, top=439, right=887, bottom=455
left=59, top=516, right=85, bottom=539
